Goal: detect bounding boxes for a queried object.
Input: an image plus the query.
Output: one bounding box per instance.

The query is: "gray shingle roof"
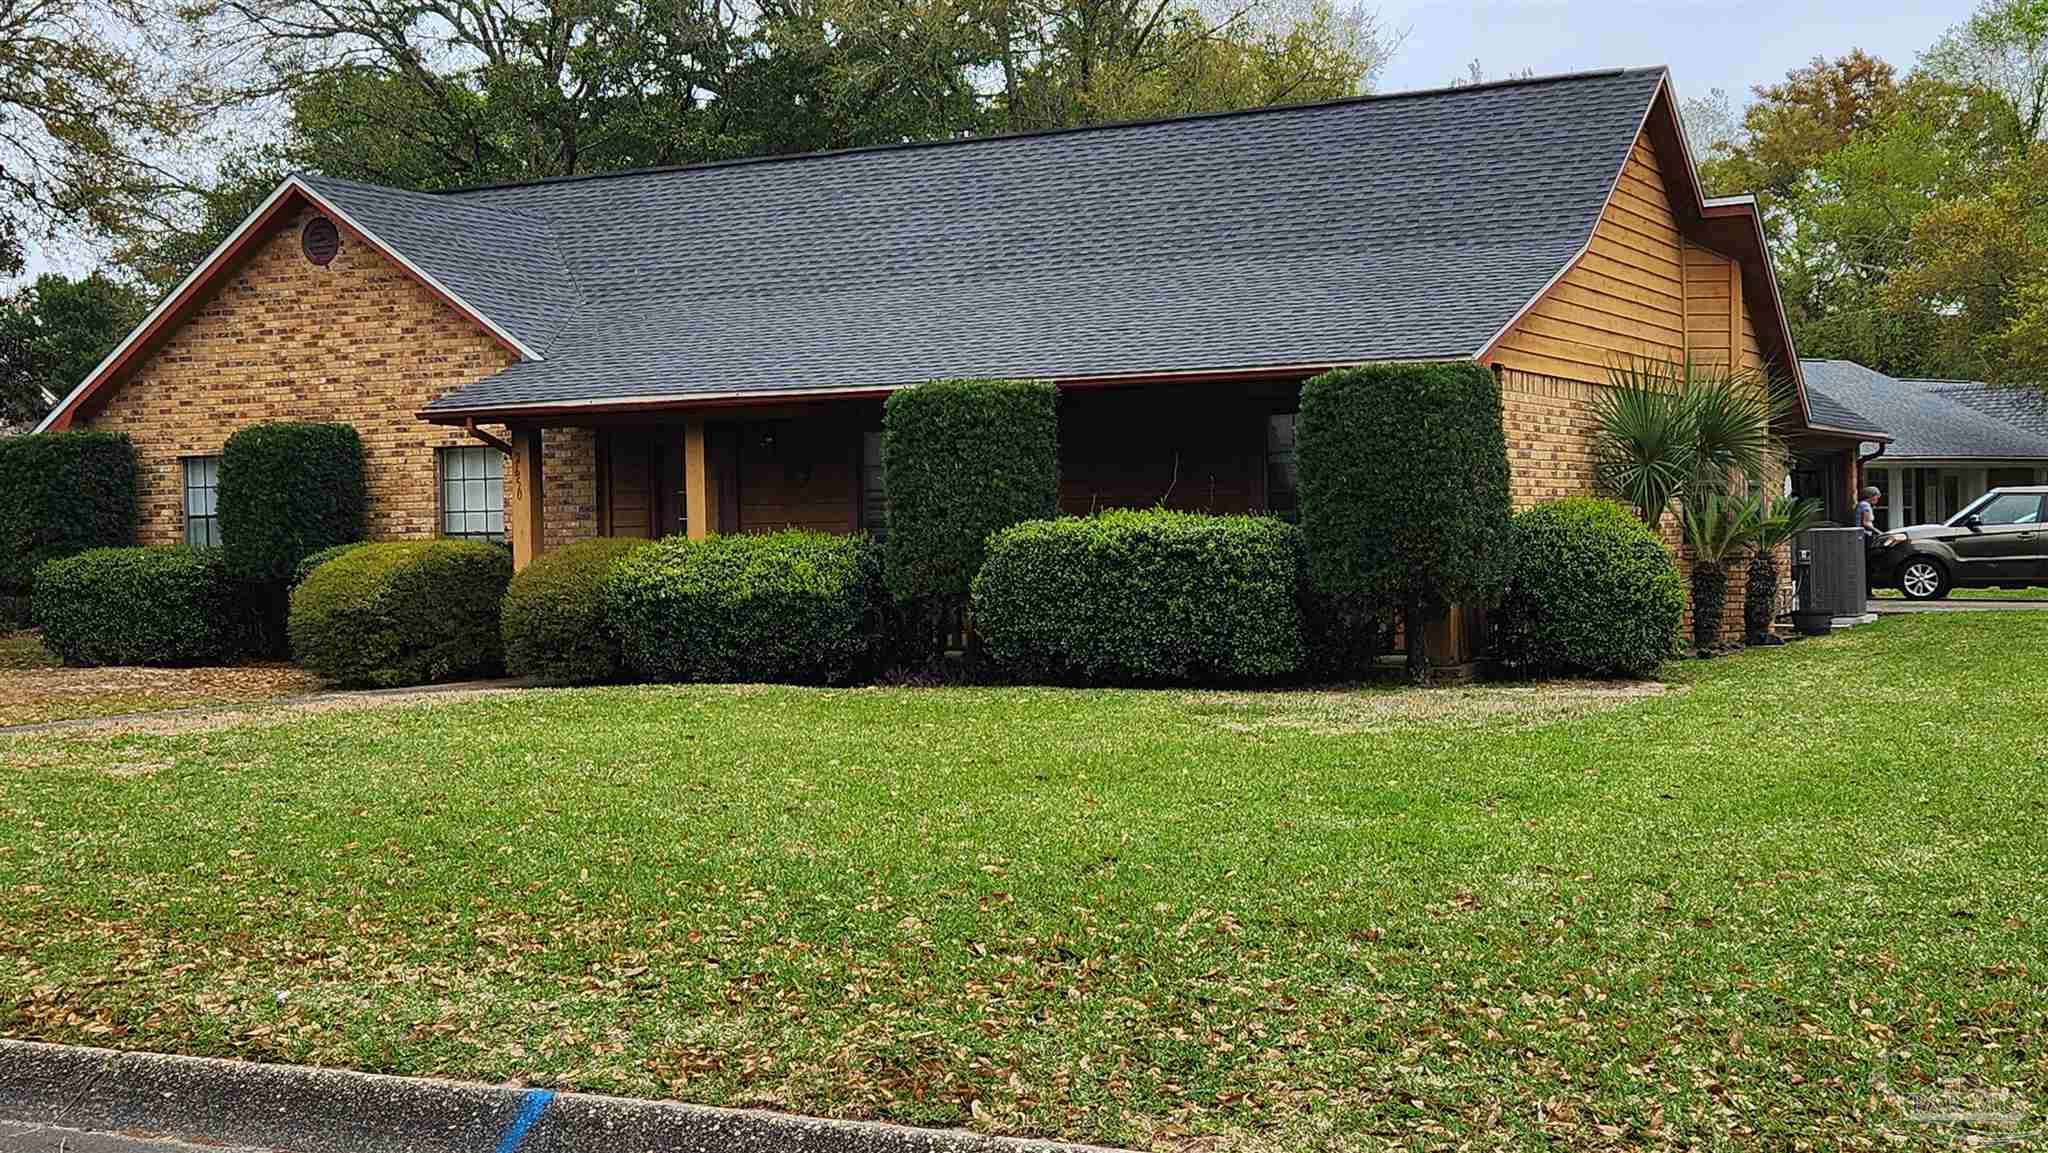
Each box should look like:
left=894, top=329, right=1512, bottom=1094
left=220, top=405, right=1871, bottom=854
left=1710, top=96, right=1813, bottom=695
left=305, top=69, right=1671, bottom=415
left=299, top=174, right=584, bottom=356
left=1927, top=380, right=2048, bottom=439
left=1800, top=359, right=2048, bottom=460
left=1801, top=380, right=1889, bottom=438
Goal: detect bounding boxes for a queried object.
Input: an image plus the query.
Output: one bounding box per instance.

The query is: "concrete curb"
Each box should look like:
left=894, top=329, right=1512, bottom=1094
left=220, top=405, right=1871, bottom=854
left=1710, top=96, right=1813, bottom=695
left=0, top=1041, right=1125, bottom=1153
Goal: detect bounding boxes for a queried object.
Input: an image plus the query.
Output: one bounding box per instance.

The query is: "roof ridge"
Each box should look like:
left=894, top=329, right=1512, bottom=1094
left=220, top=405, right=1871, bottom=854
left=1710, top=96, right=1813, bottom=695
left=298, top=171, right=553, bottom=223
left=430, top=67, right=1663, bottom=198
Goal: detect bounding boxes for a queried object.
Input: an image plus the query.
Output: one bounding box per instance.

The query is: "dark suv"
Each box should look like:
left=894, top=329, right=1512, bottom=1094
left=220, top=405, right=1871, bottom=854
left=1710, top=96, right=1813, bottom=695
left=1869, top=486, right=2048, bottom=600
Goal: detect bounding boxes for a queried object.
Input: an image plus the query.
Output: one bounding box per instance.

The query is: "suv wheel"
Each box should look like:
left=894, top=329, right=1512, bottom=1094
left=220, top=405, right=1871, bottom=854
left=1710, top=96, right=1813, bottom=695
left=1899, top=557, right=1949, bottom=600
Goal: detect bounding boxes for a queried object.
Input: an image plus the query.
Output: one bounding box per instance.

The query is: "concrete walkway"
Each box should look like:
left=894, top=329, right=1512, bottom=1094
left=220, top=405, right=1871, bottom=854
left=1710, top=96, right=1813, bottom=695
left=1869, top=597, right=2048, bottom=613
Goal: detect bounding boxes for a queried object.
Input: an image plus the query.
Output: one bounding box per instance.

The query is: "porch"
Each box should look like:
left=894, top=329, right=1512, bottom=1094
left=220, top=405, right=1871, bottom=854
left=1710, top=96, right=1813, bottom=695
left=491, top=381, right=1308, bottom=568
left=1787, top=432, right=1882, bottom=526
left=1865, top=461, right=2047, bottom=530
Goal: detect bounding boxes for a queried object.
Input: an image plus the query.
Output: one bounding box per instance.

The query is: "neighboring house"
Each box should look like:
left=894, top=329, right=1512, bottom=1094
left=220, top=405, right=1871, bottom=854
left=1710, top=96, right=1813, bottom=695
left=34, top=67, right=1858, bottom=647
left=1800, top=359, right=2048, bottom=531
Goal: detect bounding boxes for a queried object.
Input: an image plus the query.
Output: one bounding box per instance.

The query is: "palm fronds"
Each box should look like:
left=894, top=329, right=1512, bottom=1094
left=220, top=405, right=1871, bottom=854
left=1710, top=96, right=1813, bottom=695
left=1593, top=357, right=1789, bottom=525
left=1590, top=368, right=1695, bottom=524
left=1679, top=489, right=1763, bottom=566
left=1754, top=495, right=1825, bottom=552
left=1686, top=371, right=1780, bottom=495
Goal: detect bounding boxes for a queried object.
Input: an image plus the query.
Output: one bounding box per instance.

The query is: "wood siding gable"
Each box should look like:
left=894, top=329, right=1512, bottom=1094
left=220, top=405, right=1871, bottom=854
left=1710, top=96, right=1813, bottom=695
left=1487, top=126, right=1769, bottom=389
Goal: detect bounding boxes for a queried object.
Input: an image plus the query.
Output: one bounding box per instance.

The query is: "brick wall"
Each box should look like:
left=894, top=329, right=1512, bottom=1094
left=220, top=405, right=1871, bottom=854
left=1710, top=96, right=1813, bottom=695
left=1499, top=372, right=1602, bottom=508
left=542, top=427, right=599, bottom=549
left=80, top=204, right=536, bottom=546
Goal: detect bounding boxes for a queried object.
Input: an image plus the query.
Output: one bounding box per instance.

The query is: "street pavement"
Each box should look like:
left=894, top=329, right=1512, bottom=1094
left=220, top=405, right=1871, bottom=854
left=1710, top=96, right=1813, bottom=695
left=1868, top=596, right=2048, bottom=612
left=0, top=1121, right=273, bottom=1153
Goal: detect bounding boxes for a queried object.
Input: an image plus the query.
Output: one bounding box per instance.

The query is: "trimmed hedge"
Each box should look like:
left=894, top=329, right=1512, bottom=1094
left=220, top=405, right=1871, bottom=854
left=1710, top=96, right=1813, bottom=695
left=288, top=540, right=511, bottom=687
left=0, top=431, right=136, bottom=603
left=1492, top=497, right=1683, bottom=679
left=502, top=537, right=650, bottom=684
left=607, top=532, right=887, bottom=685
left=1298, top=363, right=1511, bottom=677
left=881, top=378, right=1059, bottom=602
left=32, top=547, right=245, bottom=666
left=973, top=510, right=1303, bottom=684
left=219, top=422, right=366, bottom=584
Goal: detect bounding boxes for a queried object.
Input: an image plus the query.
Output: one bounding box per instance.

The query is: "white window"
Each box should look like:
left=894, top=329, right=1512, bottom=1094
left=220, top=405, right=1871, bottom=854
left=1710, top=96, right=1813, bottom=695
left=439, top=446, right=505, bottom=541
left=182, top=455, right=221, bottom=547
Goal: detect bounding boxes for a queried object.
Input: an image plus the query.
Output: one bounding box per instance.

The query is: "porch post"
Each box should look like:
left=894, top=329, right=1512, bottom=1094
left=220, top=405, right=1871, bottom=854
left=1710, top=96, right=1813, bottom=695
left=684, top=415, right=711, bottom=539
left=1727, top=261, right=1743, bottom=369
left=1842, top=445, right=1860, bottom=524
left=507, top=425, right=545, bottom=572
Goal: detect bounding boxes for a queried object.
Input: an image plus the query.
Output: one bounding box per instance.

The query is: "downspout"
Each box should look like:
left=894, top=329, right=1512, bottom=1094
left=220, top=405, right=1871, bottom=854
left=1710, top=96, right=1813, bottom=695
left=1855, top=441, right=1887, bottom=523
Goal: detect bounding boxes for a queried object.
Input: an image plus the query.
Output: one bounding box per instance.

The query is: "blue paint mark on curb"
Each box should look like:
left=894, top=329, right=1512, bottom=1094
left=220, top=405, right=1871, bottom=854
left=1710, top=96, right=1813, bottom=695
left=494, top=1089, right=555, bottom=1153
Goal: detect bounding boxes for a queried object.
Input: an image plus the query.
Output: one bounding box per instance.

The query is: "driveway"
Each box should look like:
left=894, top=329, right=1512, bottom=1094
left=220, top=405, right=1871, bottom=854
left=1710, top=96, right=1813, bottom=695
left=1869, top=597, right=2048, bottom=613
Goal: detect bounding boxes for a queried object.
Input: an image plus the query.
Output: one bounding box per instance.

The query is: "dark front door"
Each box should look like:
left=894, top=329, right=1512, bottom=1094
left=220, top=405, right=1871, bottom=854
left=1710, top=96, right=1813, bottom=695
left=601, top=428, right=685, bottom=538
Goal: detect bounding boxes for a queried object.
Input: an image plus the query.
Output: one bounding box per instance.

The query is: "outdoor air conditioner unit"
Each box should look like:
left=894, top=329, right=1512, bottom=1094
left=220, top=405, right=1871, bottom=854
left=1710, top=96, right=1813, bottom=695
left=1800, top=527, right=1867, bottom=618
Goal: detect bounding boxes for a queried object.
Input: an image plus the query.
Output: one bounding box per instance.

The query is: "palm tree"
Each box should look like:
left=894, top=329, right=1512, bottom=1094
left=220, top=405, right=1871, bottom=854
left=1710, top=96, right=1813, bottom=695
left=1744, top=495, right=1825, bottom=642
left=1684, top=367, right=1780, bottom=497
left=1680, top=490, right=1763, bottom=655
left=1591, top=359, right=1784, bottom=526
left=1590, top=360, right=1696, bottom=524
left=1594, top=358, right=1794, bottom=655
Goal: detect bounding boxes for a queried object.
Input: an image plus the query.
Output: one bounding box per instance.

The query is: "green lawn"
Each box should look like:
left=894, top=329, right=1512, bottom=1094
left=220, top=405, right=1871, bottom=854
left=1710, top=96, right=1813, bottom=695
left=3, top=615, right=2045, bottom=1150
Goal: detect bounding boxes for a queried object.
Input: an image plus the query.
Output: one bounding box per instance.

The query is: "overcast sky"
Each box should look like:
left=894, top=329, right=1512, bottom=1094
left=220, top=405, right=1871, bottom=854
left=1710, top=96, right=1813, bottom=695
left=1373, top=0, right=1964, bottom=104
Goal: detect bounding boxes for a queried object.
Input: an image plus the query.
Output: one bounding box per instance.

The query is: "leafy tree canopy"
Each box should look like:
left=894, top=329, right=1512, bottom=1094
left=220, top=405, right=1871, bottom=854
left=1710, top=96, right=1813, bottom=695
left=1694, top=2, right=2048, bottom=383
left=0, top=0, right=203, bottom=279
left=95, top=0, right=1389, bottom=291
left=0, top=272, right=147, bottom=426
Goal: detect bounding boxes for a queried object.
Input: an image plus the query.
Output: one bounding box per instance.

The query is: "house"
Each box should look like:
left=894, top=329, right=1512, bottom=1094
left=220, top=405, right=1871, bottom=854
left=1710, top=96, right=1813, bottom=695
left=34, top=67, right=1858, bottom=649
left=1800, top=359, right=2048, bottom=530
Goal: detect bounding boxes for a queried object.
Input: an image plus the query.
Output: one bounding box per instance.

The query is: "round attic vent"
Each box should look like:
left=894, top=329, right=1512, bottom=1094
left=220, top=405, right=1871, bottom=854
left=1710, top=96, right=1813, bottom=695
left=301, top=217, right=340, bottom=266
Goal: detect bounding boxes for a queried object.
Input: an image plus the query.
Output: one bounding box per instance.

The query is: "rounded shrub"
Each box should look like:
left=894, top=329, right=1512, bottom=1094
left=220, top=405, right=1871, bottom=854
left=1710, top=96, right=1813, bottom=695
left=32, top=547, right=244, bottom=666
left=218, top=422, right=367, bottom=584
left=501, top=537, right=650, bottom=684
left=288, top=540, right=512, bottom=687
left=606, top=532, right=887, bottom=685
left=290, top=541, right=369, bottom=588
left=972, top=509, right=1303, bottom=684
left=1491, top=497, right=1683, bottom=679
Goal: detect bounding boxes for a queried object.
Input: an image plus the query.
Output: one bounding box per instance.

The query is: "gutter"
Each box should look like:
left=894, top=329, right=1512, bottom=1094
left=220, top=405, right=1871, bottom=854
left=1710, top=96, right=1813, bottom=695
left=414, top=358, right=1467, bottom=425
left=1801, top=424, right=1893, bottom=442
